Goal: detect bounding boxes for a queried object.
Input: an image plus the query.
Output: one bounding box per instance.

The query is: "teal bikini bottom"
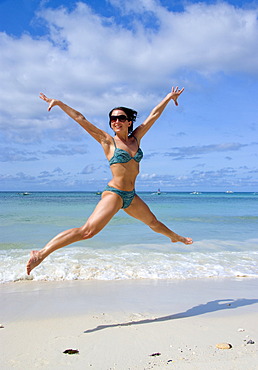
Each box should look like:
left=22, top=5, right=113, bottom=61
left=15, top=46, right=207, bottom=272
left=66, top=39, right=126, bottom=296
left=104, top=185, right=135, bottom=209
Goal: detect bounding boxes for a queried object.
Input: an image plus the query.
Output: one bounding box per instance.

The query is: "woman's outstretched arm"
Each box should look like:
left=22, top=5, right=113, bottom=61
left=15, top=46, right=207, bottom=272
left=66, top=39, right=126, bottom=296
left=133, top=86, right=184, bottom=140
left=39, top=93, right=109, bottom=144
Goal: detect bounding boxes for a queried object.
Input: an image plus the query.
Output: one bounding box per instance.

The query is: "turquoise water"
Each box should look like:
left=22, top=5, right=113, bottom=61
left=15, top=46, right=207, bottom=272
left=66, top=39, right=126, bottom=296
left=1, top=191, right=258, bottom=282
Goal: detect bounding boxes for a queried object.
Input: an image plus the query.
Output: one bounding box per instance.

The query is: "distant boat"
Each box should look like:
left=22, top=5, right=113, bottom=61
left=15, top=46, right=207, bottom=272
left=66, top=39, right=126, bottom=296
left=96, top=191, right=102, bottom=195
left=226, top=190, right=234, bottom=194
left=190, top=191, right=201, bottom=195
left=151, top=188, right=162, bottom=195
left=22, top=192, right=30, bottom=196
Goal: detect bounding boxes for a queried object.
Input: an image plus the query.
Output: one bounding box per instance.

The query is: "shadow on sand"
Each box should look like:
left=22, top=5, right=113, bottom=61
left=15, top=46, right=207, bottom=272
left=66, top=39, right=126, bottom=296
left=84, top=298, right=258, bottom=334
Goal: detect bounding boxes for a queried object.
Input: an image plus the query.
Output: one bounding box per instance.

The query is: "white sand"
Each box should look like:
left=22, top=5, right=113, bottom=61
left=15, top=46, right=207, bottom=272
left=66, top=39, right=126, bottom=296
left=1, top=278, right=258, bottom=369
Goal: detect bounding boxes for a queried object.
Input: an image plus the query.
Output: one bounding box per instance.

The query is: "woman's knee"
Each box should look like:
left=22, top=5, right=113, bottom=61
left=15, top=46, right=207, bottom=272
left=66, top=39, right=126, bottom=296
left=78, top=224, right=97, bottom=240
left=147, top=216, right=159, bottom=229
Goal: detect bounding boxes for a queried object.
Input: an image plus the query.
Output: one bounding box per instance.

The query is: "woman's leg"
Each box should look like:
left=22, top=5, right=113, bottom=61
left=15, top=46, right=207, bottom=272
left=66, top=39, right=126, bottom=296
left=26, top=192, right=123, bottom=275
left=124, top=195, right=193, bottom=244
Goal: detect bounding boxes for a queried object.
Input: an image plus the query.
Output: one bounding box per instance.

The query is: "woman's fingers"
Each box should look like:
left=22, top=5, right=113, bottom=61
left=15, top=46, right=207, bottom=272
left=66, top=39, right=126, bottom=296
left=39, top=92, right=54, bottom=111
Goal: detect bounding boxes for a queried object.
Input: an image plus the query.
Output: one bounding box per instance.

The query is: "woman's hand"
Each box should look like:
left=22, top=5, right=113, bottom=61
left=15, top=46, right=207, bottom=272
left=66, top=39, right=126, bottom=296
left=170, top=86, right=184, bottom=106
left=39, top=93, right=59, bottom=111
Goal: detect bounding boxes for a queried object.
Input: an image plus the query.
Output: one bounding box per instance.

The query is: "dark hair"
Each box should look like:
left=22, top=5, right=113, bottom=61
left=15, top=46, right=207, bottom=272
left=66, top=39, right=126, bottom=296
left=109, top=106, right=137, bottom=135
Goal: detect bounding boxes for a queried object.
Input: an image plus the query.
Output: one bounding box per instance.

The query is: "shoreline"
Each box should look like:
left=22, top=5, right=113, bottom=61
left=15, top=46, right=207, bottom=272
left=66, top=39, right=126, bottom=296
left=2, top=277, right=258, bottom=320
left=1, top=278, right=258, bottom=369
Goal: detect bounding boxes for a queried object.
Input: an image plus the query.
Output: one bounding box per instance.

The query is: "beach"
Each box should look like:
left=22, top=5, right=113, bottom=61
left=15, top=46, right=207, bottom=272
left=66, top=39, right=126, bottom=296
left=1, top=191, right=258, bottom=368
left=1, top=278, right=258, bottom=369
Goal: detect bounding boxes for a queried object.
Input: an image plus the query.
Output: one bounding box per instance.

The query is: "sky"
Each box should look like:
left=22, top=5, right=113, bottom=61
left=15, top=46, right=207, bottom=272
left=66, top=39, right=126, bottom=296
left=0, top=0, right=257, bottom=192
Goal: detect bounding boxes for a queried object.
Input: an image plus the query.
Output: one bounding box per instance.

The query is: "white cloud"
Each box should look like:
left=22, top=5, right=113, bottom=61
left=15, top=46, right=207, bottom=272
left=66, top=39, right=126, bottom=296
left=0, top=146, right=39, bottom=162
left=1, top=1, right=258, bottom=136
left=0, top=1, right=258, bottom=191
left=81, top=164, right=98, bottom=174
left=140, top=172, right=157, bottom=180
left=165, top=142, right=248, bottom=159
left=137, top=165, right=258, bottom=190
left=108, top=0, right=258, bottom=75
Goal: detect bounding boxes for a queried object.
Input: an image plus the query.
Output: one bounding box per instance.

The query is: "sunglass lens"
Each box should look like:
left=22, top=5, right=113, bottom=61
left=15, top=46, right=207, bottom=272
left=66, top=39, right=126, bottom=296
left=110, top=115, right=127, bottom=122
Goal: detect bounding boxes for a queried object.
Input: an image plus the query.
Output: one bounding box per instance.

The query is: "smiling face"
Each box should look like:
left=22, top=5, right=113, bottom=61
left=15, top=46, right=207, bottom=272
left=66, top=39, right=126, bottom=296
left=109, top=109, right=132, bottom=134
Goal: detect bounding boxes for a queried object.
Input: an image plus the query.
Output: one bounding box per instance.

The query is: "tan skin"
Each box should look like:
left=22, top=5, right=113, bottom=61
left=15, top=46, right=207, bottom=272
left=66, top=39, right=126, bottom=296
left=26, top=87, right=193, bottom=275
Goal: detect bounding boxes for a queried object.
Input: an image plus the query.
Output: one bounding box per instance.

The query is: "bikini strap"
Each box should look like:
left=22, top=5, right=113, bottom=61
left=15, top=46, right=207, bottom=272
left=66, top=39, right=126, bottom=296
left=112, top=137, right=117, bottom=148
left=132, top=135, right=139, bottom=148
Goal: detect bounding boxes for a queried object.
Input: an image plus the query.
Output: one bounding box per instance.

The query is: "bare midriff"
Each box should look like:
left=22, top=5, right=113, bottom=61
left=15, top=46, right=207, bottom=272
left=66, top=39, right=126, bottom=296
left=108, top=161, right=140, bottom=191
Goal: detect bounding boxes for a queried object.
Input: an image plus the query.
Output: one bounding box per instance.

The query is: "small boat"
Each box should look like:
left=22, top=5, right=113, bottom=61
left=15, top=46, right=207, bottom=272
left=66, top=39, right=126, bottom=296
left=226, top=190, right=233, bottom=194
left=151, top=188, right=162, bottom=195
left=190, top=191, right=201, bottom=195
left=22, top=192, right=30, bottom=196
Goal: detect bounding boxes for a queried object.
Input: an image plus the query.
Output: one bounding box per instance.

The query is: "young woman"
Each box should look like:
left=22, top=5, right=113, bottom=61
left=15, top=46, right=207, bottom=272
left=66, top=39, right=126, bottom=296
left=26, top=86, right=193, bottom=275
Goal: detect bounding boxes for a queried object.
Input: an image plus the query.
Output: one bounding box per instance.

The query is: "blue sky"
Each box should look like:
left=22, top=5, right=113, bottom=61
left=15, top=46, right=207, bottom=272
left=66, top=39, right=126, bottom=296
left=0, top=0, right=257, bottom=192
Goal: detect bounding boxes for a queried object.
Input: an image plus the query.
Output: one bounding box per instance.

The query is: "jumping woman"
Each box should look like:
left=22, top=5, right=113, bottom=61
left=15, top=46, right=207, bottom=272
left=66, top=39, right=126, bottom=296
left=27, top=86, right=193, bottom=275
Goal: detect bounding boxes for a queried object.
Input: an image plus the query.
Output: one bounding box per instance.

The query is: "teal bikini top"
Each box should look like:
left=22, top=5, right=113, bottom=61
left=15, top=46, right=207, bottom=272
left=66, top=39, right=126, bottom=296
left=109, top=136, right=143, bottom=166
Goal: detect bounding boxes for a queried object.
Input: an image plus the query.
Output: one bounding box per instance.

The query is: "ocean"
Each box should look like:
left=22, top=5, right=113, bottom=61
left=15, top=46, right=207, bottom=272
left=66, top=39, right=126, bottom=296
left=0, top=191, right=258, bottom=283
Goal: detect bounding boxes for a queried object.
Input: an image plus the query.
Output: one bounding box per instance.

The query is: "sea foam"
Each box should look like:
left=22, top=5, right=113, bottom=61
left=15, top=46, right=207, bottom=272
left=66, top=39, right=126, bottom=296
left=1, top=239, right=258, bottom=283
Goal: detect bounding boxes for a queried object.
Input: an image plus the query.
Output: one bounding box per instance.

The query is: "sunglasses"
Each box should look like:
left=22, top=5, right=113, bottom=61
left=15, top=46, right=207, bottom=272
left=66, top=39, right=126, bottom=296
left=110, top=115, right=128, bottom=123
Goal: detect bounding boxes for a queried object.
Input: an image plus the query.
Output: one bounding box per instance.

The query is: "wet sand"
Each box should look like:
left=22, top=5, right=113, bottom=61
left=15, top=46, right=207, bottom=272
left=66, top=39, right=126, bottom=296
left=1, top=278, right=258, bottom=369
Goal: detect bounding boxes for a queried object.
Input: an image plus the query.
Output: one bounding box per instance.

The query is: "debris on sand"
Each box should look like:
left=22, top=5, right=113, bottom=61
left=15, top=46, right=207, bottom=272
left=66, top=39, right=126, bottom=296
left=216, top=343, right=232, bottom=350
left=63, top=349, right=79, bottom=355
left=149, top=352, right=161, bottom=357
left=246, top=340, right=255, bottom=345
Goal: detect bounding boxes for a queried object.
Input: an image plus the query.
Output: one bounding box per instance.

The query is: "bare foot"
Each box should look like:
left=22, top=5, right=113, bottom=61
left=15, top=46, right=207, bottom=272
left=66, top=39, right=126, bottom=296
left=171, top=235, right=193, bottom=245
left=26, top=250, right=43, bottom=275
